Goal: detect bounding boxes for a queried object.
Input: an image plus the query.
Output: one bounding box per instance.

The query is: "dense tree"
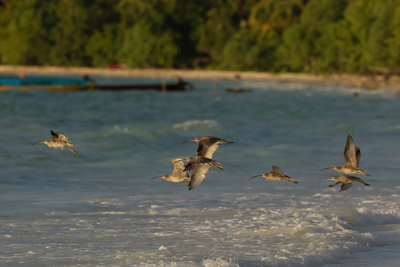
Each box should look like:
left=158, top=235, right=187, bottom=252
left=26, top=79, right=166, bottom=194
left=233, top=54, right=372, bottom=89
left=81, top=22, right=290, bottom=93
left=81, top=0, right=121, bottom=66
left=280, top=0, right=349, bottom=73
left=0, top=0, right=57, bottom=65
left=341, top=0, right=396, bottom=72
left=116, top=0, right=209, bottom=67
left=1, top=0, right=400, bottom=74
left=195, top=0, right=257, bottom=68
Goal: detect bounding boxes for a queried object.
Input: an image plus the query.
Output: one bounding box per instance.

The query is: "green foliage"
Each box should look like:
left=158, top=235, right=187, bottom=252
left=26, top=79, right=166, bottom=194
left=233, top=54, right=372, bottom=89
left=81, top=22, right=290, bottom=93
left=1, top=0, right=400, bottom=73
left=342, top=0, right=395, bottom=72
left=86, top=25, right=119, bottom=67
left=118, top=22, right=178, bottom=67
left=280, top=0, right=349, bottom=73
left=387, top=1, right=400, bottom=71
left=0, top=0, right=56, bottom=65
left=48, top=1, right=89, bottom=66
left=196, top=0, right=256, bottom=66
left=116, top=0, right=209, bottom=67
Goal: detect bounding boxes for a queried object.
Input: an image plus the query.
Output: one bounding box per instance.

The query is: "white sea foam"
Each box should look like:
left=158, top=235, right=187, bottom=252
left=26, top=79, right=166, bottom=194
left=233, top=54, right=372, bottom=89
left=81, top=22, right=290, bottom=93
left=173, top=120, right=219, bottom=131
left=202, top=257, right=239, bottom=267
left=2, top=78, right=400, bottom=266
left=53, top=192, right=397, bottom=266
left=113, top=125, right=129, bottom=132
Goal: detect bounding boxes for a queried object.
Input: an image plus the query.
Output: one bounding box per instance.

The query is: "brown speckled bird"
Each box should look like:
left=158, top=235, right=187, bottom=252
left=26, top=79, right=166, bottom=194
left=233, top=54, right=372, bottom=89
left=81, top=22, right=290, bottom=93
left=152, top=158, right=190, bottom=183
left=178, top=156, right=223, bottom=190
left=320, top=175, right=370, bottom=191
left=33, top=130, right=77, bottom=154
left=181, top=136, right=233, bottom=159
left=249, top=166, right=298, bottom=184
left=322, top=135, right=369, bottom=176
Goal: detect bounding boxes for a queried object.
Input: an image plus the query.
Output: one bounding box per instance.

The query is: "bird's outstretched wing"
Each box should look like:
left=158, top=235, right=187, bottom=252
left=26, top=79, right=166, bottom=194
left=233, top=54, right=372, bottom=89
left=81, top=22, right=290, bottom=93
left=343, top=135, right=358, bottom=168
left=196, top=137, right=220, bottom=158
left=57, top=133, right=70, bottom=142
left=340, top=183, right=353, bottom=192
left=188, top=164, right=211, bottom=190
left=355, top=147, right=361, bottom=168
left=50, top=130, right=59, bottom=141
left=329, top=182, right=340, bottom=187
left=271, top=166, right=284, bottom=175
left=171, top=158, right=188, bottom=177
left=196, top=136, right=233, bottom=158
left=185, top=157, right=223, bottom=172
left=353, top=177, right=370, bottom=186
left=50, top=130, right=71, bottom=143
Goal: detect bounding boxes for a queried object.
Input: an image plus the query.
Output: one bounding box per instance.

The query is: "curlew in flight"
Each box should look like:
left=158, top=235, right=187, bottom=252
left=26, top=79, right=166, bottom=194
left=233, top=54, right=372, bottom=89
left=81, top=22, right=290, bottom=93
left=151, top=158, right=190, bottom=183
left=320, top=175, right=370, bottom=191
left=249, top=165, right=298, bottom=184
left=322, top=135, right=369, bottom=176
left=181, top=136, right=234, bottom=159
left=33, top=130, right=77, bottom=154
left=177, top=156, right=223, bottom=190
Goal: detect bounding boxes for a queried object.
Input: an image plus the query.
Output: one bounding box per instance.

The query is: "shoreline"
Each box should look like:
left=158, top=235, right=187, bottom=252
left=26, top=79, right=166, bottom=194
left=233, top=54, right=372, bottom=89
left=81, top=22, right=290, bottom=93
left=1, top=65, right=400, bottom=90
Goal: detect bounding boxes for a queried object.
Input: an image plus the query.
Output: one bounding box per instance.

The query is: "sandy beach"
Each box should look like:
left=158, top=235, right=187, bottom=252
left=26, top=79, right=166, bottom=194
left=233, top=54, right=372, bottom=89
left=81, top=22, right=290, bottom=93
left=1, top=65, right=400, bottom=90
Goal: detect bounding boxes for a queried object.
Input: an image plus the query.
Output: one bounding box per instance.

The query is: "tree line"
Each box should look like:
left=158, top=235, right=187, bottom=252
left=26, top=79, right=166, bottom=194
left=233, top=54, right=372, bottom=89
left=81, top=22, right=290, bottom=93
left=1, top=0, right=399, bottom=74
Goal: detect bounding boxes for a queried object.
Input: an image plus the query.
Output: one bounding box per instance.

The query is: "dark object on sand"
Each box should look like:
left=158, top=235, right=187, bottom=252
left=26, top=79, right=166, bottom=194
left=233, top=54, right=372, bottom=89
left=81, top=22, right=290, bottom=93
left=94, top=78, right=195, bottom=91
left=0, top=75, right=194, bottom=92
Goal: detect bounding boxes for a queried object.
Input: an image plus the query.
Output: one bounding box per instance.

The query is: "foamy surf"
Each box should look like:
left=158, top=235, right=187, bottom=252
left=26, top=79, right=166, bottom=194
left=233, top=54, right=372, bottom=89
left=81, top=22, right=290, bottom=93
left=2, top=77, right=400, bottom=266
left=173, top=120, right=219, bottom=131
left=3, top=190, right=400, bottom=266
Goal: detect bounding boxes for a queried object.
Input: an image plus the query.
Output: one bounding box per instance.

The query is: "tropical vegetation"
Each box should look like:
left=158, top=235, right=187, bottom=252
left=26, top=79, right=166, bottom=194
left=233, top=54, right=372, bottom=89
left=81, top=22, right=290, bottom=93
left=1, top=0, right=399, bottom=74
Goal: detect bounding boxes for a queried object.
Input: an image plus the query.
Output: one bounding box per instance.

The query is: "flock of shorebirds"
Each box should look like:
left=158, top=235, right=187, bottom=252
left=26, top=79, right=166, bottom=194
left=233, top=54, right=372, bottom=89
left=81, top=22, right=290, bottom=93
left=35, top=130, right=370, bottom=192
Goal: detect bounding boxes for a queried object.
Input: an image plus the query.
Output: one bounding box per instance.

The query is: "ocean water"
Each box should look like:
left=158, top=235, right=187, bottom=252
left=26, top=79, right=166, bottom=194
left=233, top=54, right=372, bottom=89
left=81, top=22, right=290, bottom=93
left=1, top=76, right=400, bottom=266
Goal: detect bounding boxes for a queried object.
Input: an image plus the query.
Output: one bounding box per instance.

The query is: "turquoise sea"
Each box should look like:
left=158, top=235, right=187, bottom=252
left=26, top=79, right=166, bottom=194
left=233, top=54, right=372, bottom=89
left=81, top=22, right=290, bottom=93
left=1, top=76, right=400, bottom=266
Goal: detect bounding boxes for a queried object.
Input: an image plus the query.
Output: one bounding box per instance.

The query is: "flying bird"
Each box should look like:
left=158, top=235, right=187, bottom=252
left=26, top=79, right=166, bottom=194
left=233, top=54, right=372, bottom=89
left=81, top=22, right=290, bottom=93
left=249, top=165, right=298, bottom=184
left=151, top=158, right=190, bottom=183
left=320, top=175, right=370, bottom=192
left=322, top=135, right=369, bottom=176
left=178, top=156, right=224, bottom=190
left=33, top=130, right=77, bottom=154
left=181, top=136, right=234, bottom=159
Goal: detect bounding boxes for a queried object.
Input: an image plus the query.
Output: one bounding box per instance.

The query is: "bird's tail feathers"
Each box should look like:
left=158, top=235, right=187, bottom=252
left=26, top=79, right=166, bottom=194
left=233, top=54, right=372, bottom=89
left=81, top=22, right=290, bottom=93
left=210, top=160, right=223, bottom=170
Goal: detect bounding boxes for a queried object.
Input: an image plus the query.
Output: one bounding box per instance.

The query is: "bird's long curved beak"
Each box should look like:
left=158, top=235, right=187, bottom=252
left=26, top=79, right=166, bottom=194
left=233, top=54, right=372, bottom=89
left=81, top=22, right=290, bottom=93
left=249, top=175, right=262, bottom=180
left=32, top=141, right=43, bottom=145
left=319, top=178, right=332, bottom=183
left=151, top=176, right=163, bottom=180
left=321, top=167, right=333, bottom=171
left=180, top=139, right=195, bottom=144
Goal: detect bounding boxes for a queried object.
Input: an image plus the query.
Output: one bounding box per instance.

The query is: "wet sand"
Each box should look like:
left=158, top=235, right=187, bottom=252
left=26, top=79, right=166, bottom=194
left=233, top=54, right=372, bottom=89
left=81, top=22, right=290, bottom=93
left=1, top=65, right=400, bottom=90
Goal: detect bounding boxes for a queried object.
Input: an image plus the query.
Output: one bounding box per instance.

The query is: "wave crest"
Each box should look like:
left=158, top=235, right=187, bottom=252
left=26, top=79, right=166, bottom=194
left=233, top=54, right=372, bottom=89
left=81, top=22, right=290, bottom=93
left=173, top=120, right=219, bottom=131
